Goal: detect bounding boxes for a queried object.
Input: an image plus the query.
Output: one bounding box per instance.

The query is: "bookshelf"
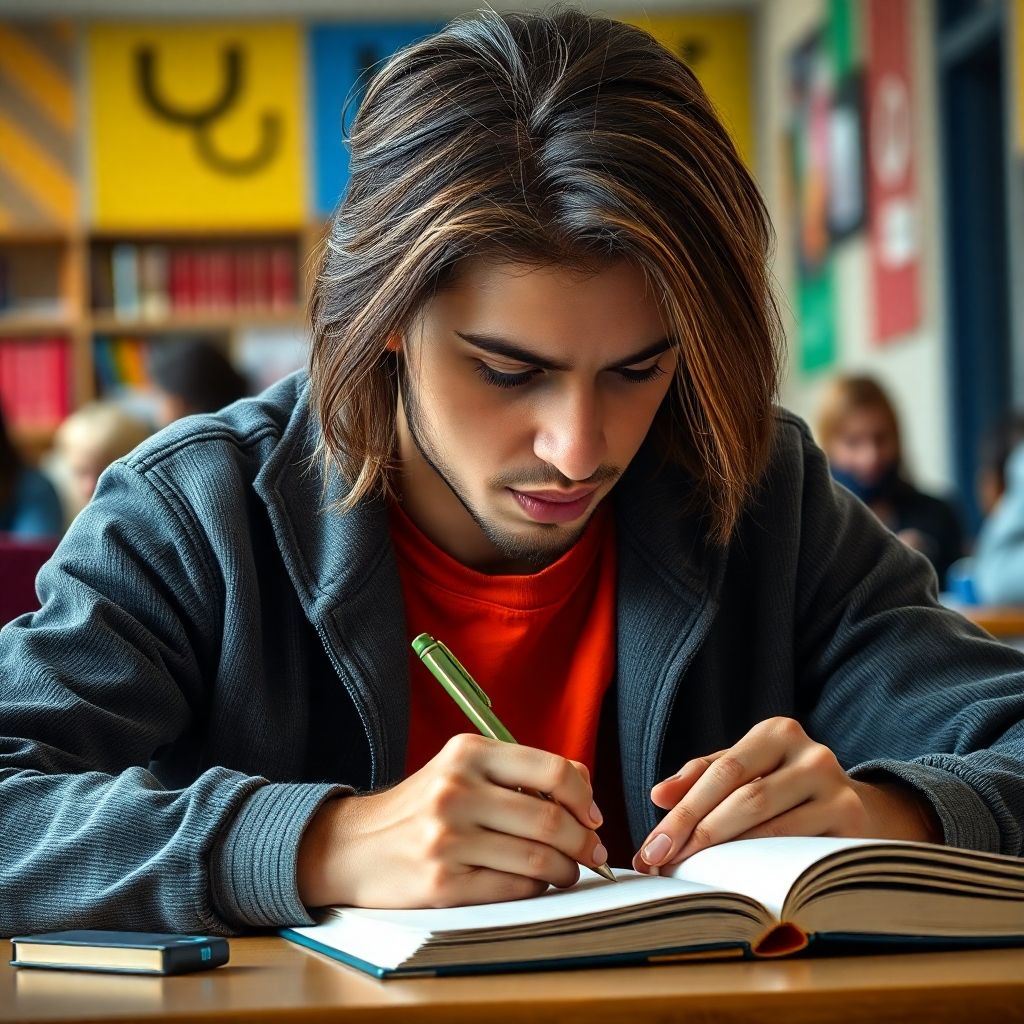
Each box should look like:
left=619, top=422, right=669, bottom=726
left=0, top=223, right=323, bottom=460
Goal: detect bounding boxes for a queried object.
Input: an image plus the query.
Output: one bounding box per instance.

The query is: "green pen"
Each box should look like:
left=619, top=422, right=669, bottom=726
left=412, top=632, right=616, bottom=882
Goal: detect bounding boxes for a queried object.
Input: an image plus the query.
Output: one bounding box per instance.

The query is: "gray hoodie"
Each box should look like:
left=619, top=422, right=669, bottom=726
left=1, top=371, right=1022, bottom=936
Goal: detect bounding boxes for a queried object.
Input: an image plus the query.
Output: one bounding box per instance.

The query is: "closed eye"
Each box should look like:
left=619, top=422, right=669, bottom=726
left=474, top=364, right=539, bottom=389
left=617, top=363, right=667, bottom=383
left=475, top=361, right=668, bottom=390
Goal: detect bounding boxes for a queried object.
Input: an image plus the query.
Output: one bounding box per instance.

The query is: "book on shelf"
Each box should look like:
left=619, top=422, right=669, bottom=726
left=111, top=243, right=140, bottom=319
left=281, top=836, right=1024, bottom=979
left=139, top=246, right=170, bottom=320
left=95, top=241, right=300, bottom=321
left=0, top=336, right=70, bottom=431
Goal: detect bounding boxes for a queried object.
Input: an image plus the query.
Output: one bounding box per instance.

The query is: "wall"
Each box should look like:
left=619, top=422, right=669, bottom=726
left=758, top=0, right=953, bottom=492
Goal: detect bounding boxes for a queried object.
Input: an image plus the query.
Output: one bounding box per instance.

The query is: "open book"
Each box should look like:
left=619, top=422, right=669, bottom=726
left=281, top=837, right=1024, bottom=978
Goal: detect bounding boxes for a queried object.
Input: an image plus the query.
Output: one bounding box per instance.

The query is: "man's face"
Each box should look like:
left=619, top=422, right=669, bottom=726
left=394, top=258, right=677, bottom=572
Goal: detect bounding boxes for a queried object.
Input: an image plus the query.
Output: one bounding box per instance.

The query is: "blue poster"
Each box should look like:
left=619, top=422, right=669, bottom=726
left=310, top=22, right=442, bottom=216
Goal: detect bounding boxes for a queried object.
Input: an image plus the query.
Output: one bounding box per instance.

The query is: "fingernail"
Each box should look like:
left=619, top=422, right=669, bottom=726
left=642, top=833, right=672, bottom=865
left=589, top=801, right=603, bottom=826
left=593, top=843, right=608, bottom=865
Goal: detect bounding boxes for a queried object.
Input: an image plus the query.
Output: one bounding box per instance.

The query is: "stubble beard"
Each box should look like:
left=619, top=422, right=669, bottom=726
left=400, top=382, right=599, bottom=569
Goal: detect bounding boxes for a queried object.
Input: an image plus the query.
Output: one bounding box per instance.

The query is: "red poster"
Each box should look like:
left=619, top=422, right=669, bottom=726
left=867, top=0, right=921, bottom=343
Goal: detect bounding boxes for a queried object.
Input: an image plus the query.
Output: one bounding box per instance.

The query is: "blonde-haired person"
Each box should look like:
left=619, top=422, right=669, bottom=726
left=1, top=10, right=1022, bottom=938
left=816, top=375, right=964, bottom=589
left=50, top=401, right=151, bottom=523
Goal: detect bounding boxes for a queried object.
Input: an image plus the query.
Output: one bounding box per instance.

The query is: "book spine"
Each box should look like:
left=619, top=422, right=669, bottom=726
left=252, top=247, right=272, bottom=310
left=139, top=245, right=170, bottom=320
left=270, top=245, right=296, bottom=311
left=111, top=244, right=140, bottom=320
left=93, top=336, right=116, bottom=395
left=169, top=248, right=190, bottom=312
left=235, top=248, right=255, bottom=310
left=0, top=339, right=15, bottom=421
left=193, top=249, right=212, bottom=311
left=162, top=938, right=230, bottom=974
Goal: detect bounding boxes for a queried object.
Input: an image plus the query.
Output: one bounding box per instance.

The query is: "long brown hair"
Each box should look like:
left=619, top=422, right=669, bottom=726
left=310, top=8, right=783, bottom=544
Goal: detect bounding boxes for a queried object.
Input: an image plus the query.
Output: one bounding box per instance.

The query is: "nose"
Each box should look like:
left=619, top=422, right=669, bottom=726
left=532, top=384, right=608, bottom=483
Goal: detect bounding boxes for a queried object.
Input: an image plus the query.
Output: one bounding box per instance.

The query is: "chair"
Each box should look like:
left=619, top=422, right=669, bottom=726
left=0, top=535, right=58, bottom=626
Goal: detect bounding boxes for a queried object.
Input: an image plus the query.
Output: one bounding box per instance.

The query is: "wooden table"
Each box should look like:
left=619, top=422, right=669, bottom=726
left=958, top=605, right=1024, bottom=639
left=2, top=936, right=1023, bottom=1024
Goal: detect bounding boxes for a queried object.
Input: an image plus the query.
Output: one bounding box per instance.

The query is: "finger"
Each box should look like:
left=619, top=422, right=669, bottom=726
left=466, top=737, right=601, bottom=829
left=731, top=801, right=834, bottom=843
left=668, top=764, right=819, bottom=862
left=460, top=829, right=582, bottom=889
left=429, top=867, right=552, bottom=908
left=568, top=760, right=600, bottom=825
left=653, top=750, right=728, bottom=789
left=475, top=785, right=607, bottom=871
left=637, top=725, right=799, bottom=866
left=650, top=751, right=728, bottom=809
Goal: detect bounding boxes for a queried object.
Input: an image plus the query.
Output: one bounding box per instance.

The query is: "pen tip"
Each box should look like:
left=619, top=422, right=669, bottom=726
left=594, top=863, right=617, bottom=882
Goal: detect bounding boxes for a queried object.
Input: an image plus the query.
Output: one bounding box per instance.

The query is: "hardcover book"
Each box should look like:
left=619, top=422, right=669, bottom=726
left=282, top=836, right=1024, bottom=978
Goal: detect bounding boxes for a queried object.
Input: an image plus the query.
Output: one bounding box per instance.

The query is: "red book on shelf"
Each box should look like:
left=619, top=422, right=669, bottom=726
left=270, top=246, right=297, bottom=311
left=193, top=249, right=212, bottom=311
left=221, top=247, right=237, bottom=309
left=252, top=246, right=272, bottom=309
left=234, top=248, right=255, bottom=309
left=42, top=337, right=70, bottom=425
left=36, top=339, right=55, bottom=426
left=14, top=341, right=39, bottom=428
left=0, top=339, right=17, bottom=421
left=210, top=247, right=233, bottom=311
left=170, top=248, right=193, bottom=312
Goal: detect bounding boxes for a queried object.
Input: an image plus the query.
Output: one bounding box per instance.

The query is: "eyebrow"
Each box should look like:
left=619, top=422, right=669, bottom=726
left=454, top=332, right=673, bottom=372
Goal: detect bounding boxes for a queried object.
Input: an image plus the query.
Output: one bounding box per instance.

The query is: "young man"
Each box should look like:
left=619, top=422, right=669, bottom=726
left=1, top=10, right=1022, bottom=936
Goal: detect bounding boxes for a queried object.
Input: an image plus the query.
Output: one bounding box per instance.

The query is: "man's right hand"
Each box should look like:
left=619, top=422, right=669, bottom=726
left=296, top=733, right=607, bottom=909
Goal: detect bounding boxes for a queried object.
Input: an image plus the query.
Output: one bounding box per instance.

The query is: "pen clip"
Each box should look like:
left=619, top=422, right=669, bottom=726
left=436, top=640, right=493, bottom=708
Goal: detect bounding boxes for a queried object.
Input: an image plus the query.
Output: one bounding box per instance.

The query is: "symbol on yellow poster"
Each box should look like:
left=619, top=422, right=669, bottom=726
left=89, top=23, right=304, bottom=229
left=616, top=13, right=754, bottom=167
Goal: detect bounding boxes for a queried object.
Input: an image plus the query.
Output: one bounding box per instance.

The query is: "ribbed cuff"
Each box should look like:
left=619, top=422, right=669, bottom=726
left=849, top=758, right=1001, bottom=853
left=209, top=782, right=350, bottom=929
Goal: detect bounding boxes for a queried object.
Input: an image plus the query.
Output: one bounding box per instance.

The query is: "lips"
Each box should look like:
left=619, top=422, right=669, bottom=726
left=509, top=487, right=597, bottom=524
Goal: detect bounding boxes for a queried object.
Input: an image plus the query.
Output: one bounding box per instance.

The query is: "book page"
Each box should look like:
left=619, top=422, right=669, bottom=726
left=665, top=837, right=888, bottom=918
left=318, top=869, right=730, bottom=938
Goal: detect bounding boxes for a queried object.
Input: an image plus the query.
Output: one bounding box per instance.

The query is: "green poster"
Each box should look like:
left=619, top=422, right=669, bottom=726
left=827, top=0, right=859, bottom=77
left=798, top=266, right=836, bottom=372
left=788, top=31, right=837, bottom=373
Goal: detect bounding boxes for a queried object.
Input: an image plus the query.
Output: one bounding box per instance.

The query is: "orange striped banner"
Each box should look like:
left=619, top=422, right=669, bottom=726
left=0, top=20, right=78, bottom=229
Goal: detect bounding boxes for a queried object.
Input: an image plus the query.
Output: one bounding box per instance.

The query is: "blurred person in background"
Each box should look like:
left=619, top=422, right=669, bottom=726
left=976, top=413, right=1024, bottom=520
left=971, top=413, right=1024, bottom=605
left=816, top=374, right=963, bottom=588
left=149, top=339, right=249, bottom=428
left=0, top=404, right=63, bottom=540
left=51, top=402, right=151, bottom=523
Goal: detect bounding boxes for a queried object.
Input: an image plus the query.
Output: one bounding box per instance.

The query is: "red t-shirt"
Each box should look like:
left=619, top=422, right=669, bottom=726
left=390, top=501, right=618, bottom=778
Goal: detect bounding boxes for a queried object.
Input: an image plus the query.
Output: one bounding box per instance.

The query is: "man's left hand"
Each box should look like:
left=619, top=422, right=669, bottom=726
left=633, top=716, right=942, bottom=872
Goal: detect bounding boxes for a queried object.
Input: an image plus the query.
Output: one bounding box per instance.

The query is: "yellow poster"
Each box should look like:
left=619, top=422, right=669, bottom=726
left=617, top=13, right=755, bottom=167
left=88, top=23, right=304, bottom=229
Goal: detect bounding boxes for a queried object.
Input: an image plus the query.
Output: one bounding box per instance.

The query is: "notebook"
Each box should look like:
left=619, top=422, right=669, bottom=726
left=281, top=836, right=1024, bottom=977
